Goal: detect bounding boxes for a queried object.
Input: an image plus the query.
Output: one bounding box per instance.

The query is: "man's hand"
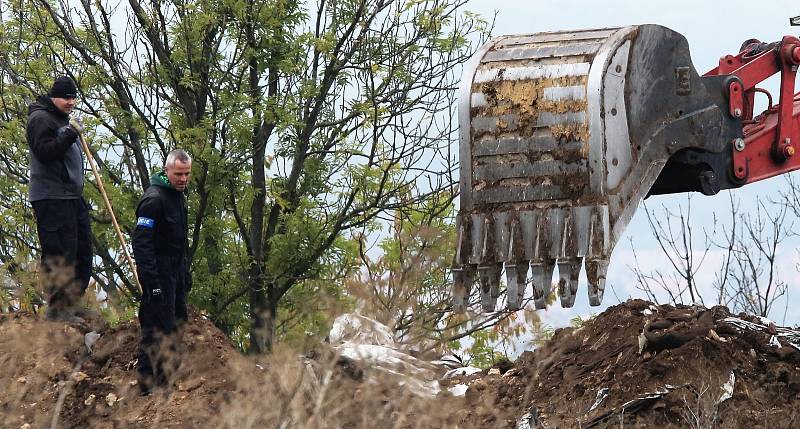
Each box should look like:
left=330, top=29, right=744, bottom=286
left=69, top=116, right=84, bottom=134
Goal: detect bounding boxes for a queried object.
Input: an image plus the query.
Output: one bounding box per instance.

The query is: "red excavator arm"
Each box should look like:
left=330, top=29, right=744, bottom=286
left=704, top=32, right=800, bottom=184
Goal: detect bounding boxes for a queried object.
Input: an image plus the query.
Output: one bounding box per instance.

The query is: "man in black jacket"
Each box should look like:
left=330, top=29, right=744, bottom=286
left=132, top=149, right=192, bottom=394
left=27, top=76, right=92, bottom=321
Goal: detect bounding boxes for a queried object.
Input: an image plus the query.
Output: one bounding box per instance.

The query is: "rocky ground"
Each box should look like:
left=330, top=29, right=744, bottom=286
left=2, top=299, right=799, bottom=428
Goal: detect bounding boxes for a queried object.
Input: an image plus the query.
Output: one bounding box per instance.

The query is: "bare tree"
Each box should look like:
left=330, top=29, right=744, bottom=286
left=629, top=196, right=714, bottom=306
left=716, top=197, right=791, bottom=317
left=629, top=192, right=793, bottom=319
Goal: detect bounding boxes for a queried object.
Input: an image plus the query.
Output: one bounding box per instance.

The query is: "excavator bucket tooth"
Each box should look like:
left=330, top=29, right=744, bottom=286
left=451, top=214, right=475, bottom=313
left=478, top=263, right=502, bottom=312
left=557, top=258, right=582, bottom=308
left=504, top=217, right=527, bottom=310
left=476, top=214, right=503, bottom=312
left=504, top=262, right=528, bottom=311
left=452, top=265, right=476, bottom=313
left=586, top=258, right=609, bottom=306
left=530, top=260, right=555, bottom=309
left=557, top=209, right=583, bottom=308
left=530, top=209, right=559, bottom=309
left=585, top=206, right=610, bottom=306
left=453, top=24, right=743, bottom=313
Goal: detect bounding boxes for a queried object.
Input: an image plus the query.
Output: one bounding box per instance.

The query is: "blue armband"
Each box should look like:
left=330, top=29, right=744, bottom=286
left=137, top=217, right=155, bottom=228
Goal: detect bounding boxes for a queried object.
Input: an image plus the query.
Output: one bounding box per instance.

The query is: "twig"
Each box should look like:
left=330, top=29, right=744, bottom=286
left=50, top=361, right=83, bottom=429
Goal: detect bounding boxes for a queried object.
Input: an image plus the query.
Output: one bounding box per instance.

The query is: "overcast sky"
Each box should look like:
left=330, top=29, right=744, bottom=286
left=458, top=0, right=800, bottom=334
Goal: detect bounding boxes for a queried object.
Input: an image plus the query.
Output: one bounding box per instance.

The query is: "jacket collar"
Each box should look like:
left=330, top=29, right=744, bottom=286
left=29, top=95, right=69, bottom=119
left=150, top=171, right=177, bottom=191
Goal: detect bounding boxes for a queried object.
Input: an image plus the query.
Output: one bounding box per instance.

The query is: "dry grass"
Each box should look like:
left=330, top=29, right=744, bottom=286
left=0, top=310, right=468, bottom=429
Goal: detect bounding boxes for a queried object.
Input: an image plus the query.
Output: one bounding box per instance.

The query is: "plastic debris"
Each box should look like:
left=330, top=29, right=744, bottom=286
left=585, top=384, right=685, bottom=427
left=443, top=366, right=482, bottom=379
left=431, top=354, right=463, bottom=369
left=516, top=406, right=540, bottom=429
left=756, top=316, right=775, bottom=326
left=715, top=371, right=735, bottom=405
left=721, top=317, right=800, bottom=348
left=330, top=316, right=441, bottom=397
left=448, top=384, right=469, bottom=396
left=588, top=387, right=609, bottom=413
left=84, top=331, right=101, bottom=354
left=328, top=314, right=396, bottom=347
left=619, top=386, right=674, bottom=413
left=637, top=332, right=647, bottom=354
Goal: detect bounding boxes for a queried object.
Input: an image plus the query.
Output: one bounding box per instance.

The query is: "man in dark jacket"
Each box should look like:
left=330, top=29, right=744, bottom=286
left=27, top=76, right=92, bottom=321
left=132, top=149, right=192, bottom=394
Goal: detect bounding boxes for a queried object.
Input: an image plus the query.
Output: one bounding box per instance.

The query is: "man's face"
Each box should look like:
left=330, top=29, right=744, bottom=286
left=166, top=160, right=192, bottom=191
left=51, top=97, right=76, bottom=115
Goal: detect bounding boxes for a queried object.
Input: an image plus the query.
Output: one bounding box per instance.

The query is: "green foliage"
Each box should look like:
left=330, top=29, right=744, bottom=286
left=97, top=298, right=139, bottom=329
left=532, top=324, right=556, bottom=346
left=0, top=0, right=492, bottom=353
left=570, top=313, right=596, bottom=328
left=465, top=328, right=506, bottom=369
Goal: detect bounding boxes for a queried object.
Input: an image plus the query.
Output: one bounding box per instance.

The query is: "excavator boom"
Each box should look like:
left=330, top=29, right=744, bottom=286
left=452, top=24, right=800, bottom=313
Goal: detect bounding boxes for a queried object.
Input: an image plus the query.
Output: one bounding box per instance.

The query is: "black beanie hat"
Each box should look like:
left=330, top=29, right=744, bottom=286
left=50, top=76, right=78, bottom=99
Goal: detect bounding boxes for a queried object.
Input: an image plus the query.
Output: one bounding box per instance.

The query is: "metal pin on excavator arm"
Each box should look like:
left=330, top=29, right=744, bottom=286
left=452, top=24, right=800, bottom=313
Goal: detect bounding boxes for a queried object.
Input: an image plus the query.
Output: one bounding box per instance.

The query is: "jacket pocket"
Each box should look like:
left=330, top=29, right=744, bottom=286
left=163, top=216, right=182, bottom=247
left=32, top=200, right=71, bottom=254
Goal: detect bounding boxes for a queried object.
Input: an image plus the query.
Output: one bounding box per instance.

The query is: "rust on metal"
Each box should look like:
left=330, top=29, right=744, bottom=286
left=471, top=75, right=588, bottom=140
left=550, top=122, right=589, bottom=143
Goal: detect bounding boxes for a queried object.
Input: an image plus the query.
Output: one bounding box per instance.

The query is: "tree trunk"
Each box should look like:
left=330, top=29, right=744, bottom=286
left=248, top=273, right=275, bottom=353
left=204, top=235, right=222, bottom=276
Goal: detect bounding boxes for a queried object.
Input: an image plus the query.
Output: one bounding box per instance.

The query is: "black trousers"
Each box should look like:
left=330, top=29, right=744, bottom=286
left=32, top=198, right=92, bottom=310
left=137, top=265, right=188, bottom=387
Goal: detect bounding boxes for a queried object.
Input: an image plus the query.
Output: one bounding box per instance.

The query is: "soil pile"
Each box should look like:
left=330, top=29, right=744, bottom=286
left=0, top=310, right=463, bottom=428
left=1, top=310, right=248, bottom=428
left=2, top=299, right=800, bottom=428
left=454, top=299, right=800, bottom=428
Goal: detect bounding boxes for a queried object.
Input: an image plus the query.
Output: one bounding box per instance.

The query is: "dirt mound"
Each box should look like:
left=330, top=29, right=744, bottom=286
left=1, top=310, right=248, bottom=428
left=456, top=299, right=800, bottom=428
left=0, top=310, right=464, bottom=428
left=3, top=300, right=799, bottom=428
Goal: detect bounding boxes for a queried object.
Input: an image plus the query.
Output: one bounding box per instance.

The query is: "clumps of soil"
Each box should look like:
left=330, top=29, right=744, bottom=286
left=0, top=310, right=464, bottom=429
left=1, top=310, right=249, bottom=428
left=455, top=299, right=800, bottom=428
left=3, top=299, right=799, bottom=428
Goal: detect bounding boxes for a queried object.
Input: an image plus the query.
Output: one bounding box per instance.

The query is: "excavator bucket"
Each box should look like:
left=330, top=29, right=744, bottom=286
left=453, top=25, right=743, bottom=312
